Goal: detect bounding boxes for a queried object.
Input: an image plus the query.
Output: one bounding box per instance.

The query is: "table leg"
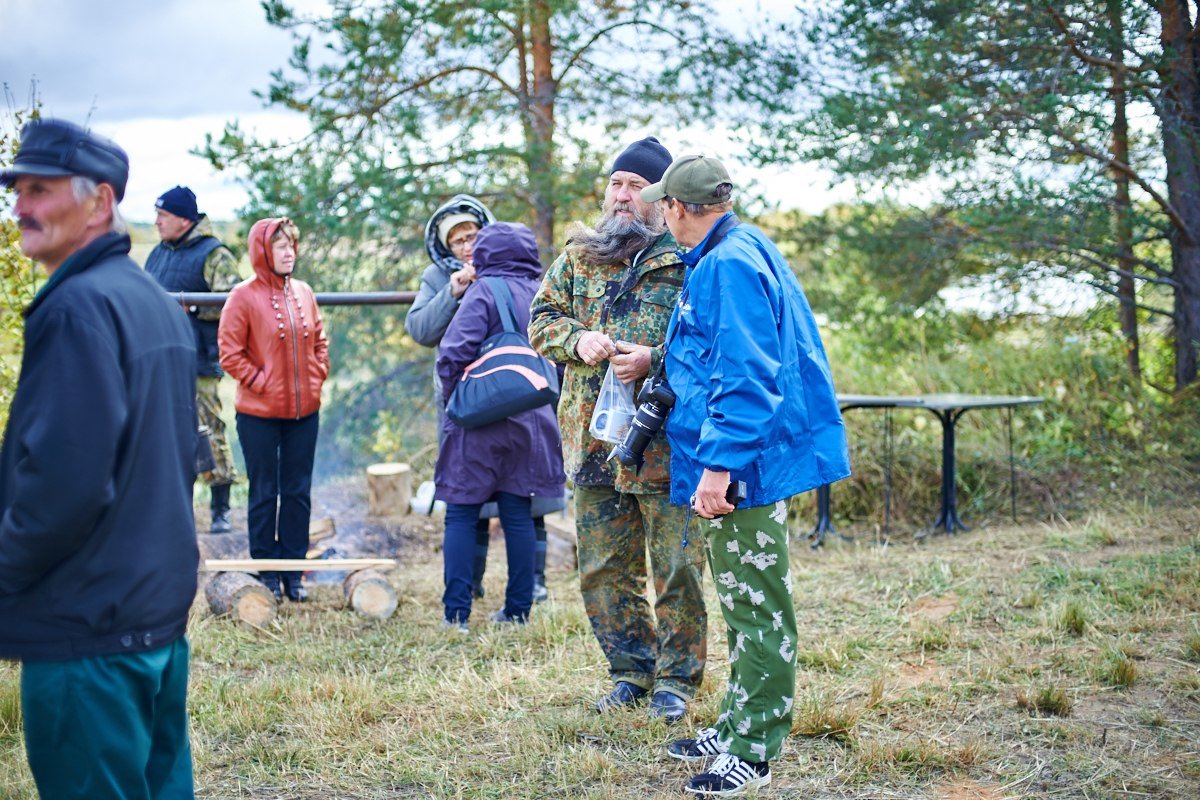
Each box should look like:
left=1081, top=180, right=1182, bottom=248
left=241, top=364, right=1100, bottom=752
left=924, top=408, right=970, bottom=535
left=808, top=484, right=835, bottom=548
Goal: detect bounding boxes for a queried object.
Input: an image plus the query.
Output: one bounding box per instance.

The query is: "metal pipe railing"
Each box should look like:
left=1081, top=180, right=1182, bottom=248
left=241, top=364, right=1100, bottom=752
left=172, top=291, right=418, bottom=307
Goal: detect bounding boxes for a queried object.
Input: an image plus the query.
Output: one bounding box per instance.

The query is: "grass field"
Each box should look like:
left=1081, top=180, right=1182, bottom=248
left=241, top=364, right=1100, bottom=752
left=1, top=497, right=1198, bottom=799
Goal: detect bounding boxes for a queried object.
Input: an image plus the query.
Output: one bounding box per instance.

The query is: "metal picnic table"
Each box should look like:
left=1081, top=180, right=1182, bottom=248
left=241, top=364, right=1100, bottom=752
left=810, top=393, right=1044, bottom=546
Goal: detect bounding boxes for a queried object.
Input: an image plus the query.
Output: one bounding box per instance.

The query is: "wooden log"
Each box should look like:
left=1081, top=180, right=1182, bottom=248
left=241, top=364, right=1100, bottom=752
left=542, top=515, right=577, bottom=570
left=343, top=569, right=398, bottom=620
left=367, top=462, right=412, bottom=517
left=205, top=571, right=276, bottom=626
left=203, top=558, right=396, bottom=572
left=309, top=516, right=336, bottom=543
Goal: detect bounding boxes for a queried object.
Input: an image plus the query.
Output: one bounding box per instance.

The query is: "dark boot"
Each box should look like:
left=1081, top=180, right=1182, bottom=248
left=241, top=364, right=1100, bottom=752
left=209, top=483, right=232, bottom=534
left=282, top=572, right=307, bottom=603
left=259, top=571, right=282, bottom=602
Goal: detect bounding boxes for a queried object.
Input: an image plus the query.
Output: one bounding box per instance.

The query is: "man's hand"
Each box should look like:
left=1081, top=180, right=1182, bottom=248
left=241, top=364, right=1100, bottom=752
left=693, top=469, right=734, bottom=519
left=575, top=330, right=618, bottom=366
left=449, top=262, right=476, bottom=298
left=610, top=341, right=652, bottom=383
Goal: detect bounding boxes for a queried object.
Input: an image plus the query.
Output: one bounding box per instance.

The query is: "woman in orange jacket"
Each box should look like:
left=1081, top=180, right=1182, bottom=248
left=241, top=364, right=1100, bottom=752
left=218, top=218, right=329, bottom=602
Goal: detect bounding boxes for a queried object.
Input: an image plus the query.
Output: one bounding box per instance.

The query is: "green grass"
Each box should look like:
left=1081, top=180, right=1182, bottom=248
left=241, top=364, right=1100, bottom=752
left=1, top=505, right=1199, bottom=798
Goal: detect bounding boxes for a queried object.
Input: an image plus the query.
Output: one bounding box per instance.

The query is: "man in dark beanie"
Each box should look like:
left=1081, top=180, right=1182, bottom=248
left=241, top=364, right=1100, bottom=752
left=529, top=136, right=707, bottom=723
left=146, top=185, right=243, bottom=534
left=0, top=118, right=198, bottom=797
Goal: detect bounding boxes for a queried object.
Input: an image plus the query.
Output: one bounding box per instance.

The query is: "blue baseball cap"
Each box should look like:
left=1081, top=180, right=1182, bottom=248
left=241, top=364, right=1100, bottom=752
left=0, top=118, right=129, bottom=201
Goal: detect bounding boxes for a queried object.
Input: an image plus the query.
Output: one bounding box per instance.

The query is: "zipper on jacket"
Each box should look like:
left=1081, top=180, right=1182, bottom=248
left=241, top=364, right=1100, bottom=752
left=283, top=275, right=302, bottom=419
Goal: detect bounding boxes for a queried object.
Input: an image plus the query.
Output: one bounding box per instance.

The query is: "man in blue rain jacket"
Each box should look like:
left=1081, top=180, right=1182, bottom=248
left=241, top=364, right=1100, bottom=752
left=641, top=154, right=850, bottom=797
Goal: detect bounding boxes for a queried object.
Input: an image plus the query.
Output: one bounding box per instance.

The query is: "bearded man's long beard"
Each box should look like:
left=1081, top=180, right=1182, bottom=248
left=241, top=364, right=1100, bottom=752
left=565, top=203, right=665, bottom=265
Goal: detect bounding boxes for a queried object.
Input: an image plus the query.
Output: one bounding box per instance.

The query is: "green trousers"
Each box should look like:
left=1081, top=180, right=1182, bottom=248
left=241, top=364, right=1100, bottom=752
left=22, top=637, right=194, bottom=799
left=702, top=500, right=796, bottom=763
left=575, top=485, right=708, bottom=698
left=197, top=376, right=237, bottom=486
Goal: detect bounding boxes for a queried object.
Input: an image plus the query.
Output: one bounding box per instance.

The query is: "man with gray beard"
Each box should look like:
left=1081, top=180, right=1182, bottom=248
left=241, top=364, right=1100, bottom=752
left=529, top=137, right=707, bottom=723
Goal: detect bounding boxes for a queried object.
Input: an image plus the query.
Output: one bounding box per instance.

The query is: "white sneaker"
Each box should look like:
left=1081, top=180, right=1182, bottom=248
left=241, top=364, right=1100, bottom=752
left=683, top=752, right=771, bottom=796
left=440, top=618, right=468, bottom=634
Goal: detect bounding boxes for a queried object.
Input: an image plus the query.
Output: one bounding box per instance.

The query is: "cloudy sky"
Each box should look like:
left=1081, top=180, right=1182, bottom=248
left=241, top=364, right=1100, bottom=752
left=1, top=0, right=851, bottom=224
left=1, top=0, right=316, bottom=223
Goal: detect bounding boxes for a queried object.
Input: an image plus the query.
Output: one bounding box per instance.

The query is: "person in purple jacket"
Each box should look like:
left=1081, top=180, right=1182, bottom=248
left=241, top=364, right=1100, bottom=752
left=434, top=222, right=566, bottom=629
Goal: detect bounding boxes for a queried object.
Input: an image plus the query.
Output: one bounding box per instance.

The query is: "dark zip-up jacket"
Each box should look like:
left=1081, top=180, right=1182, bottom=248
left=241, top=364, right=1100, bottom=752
left=0, top=232, right=199, bottom=661
left=144, top=215, right=238, bottom=377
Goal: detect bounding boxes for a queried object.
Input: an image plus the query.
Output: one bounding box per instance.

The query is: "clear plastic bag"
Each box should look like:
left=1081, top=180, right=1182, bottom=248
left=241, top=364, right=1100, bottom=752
left=590, top=363, right=636, bottom=443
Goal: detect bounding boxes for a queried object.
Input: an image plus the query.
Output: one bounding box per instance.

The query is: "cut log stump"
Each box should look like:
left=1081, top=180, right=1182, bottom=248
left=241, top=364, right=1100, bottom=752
left=343, top=569, right=398, bottom=619
left=205, top=571, right=276, bottom=626
left=367, top=462, right=412, bottom=517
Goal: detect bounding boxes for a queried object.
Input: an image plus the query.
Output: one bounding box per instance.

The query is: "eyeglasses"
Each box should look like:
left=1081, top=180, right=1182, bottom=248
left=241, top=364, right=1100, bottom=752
left=448, top=232, right=477, bottom=251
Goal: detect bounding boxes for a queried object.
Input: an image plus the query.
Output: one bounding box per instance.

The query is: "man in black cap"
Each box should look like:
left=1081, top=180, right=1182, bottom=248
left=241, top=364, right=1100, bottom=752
left=529, top=137, right=707, bottom=723
left=146, top=185, right=243, bottom=534
left=0, top=118, right=199, bottom=798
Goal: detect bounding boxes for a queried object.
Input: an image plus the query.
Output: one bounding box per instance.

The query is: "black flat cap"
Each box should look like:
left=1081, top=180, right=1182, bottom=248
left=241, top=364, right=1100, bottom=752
left=0, top=118, right=129, bottom=201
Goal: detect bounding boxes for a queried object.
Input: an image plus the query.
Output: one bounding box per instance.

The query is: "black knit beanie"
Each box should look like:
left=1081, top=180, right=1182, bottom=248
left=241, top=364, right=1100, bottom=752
left=155, top=186, right=199, bottom=221
left=610, top=137, right=672, bottom=184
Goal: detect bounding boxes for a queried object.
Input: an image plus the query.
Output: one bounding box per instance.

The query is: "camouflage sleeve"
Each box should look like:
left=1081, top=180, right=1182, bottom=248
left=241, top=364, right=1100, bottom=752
left=528, top=252, right=587, bottom=364
left=199, top=245, right=242, bottom=322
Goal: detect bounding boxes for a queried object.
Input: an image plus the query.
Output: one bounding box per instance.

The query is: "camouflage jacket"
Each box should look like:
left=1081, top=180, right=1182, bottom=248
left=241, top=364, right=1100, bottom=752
left=529, top=233, right=684, bottom=493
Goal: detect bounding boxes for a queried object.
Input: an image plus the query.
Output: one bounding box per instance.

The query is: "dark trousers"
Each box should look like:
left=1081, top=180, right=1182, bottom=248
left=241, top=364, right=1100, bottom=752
left=236, top=412, right=319, bottom=583
left=473, top=516, right=548, bottom=588
left=444, top=492, right=534, bottom=623
left=22, top=637, right=194, bottom=799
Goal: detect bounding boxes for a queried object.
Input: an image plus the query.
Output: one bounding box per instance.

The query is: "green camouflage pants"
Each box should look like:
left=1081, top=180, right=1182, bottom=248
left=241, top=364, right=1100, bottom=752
left=575, top=485, right=707, bottom=698
left=702, top=500, right=796, bottom=763
left=197, top=376, right=237, bottom=486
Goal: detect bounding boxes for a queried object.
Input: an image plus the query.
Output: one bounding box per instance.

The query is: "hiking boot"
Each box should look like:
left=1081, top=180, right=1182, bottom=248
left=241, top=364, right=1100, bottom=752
left=208, top=483, right=232, bottom=533
left=488, top=608, right=526, bottom=624
left=683, top=752, right=771, bottom=796
left=595, top=681, right=648, bottom=713
left=668, top=727, right=728, bottom=762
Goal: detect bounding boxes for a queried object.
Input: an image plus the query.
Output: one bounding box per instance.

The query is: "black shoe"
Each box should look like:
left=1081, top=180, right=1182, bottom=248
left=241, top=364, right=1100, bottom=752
left=472, top=582, right=485, bottom=599
left=595, top=681, right=649, bottom=714
left=283, top=576, right=307, bottom=603
left=259, top=572, right=283, bottom=602
left=209, top=483, right=232, bottom=533
left=649, top=690, right=688, bottom=723
left=208, top=510, right=232, bottom=534
left=684, top=753, right=771, bottom=796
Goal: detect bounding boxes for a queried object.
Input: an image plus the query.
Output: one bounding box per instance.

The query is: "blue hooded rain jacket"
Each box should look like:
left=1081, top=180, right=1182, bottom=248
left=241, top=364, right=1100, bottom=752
left=663, top=213, right=851, bottom=508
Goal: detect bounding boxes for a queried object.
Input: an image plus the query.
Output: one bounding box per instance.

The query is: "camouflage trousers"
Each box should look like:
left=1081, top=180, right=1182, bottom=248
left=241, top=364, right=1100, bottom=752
left=701, top=500, right=796, bottom=763
left=197, top=376, right=237, bottom=487
left=574, top=485, right=707, bottom=698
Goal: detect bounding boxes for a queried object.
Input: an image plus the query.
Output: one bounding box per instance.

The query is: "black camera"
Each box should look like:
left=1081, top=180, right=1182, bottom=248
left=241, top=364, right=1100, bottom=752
left=609, top=373, right=676, bottom=473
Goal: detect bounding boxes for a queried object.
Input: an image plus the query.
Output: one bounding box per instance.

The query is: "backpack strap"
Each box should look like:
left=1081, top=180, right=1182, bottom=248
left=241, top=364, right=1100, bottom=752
left=484, top=277, right=520, bottom=334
